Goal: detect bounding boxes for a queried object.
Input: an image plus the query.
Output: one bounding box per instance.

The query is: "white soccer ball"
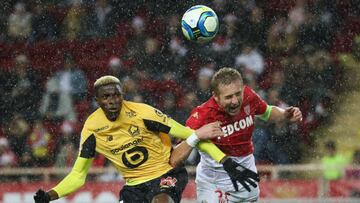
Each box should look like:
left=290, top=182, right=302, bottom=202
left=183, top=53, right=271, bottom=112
left=181, top=5, right=219, bottom=43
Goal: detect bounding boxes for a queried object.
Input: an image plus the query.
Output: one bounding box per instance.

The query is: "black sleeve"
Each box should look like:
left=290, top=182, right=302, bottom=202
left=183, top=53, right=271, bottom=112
left=143, top=119, right=171, bottom=134
left=80, top=134, right=96, bottom=158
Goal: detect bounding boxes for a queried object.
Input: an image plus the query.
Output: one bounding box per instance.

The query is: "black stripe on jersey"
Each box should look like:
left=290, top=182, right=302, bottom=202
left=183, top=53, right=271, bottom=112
left=143, top=119, right=171, bottom=134
left=80, top=134, right=96, bottom=158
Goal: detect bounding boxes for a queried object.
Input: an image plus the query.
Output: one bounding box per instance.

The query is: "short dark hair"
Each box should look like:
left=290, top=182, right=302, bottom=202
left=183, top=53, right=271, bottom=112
left=211, top=67, right=243, bottom=95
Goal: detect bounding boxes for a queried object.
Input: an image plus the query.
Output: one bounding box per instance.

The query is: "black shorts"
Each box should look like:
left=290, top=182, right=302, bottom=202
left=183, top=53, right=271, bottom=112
left=119, top=167, right=188, bottom=203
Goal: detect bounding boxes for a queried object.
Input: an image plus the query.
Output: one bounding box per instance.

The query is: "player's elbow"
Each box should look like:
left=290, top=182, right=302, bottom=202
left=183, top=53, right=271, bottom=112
left=169, top=159, right=179, bottom=168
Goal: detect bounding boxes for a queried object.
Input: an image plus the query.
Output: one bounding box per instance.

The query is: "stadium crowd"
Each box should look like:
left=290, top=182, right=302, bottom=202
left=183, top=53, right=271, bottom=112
left=0, top=0, right=359, bottom=173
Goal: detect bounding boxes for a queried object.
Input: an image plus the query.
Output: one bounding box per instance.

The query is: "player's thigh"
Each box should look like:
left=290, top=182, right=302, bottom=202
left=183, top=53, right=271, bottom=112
left=119, top=185, right=146, bottom=202
left=227, top=186, right=260, bottom=203
left=196, top=181, right=222, bottom=203
left=151, top=193, right=175, bottom=203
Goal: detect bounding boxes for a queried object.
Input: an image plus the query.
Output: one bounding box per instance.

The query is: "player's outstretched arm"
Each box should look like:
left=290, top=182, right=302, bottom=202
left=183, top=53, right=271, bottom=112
left=34, top=134, right=96, bottom=202
left=268, top=106, right=303, bottom=123
left=34, top=156, right=93, bottom=202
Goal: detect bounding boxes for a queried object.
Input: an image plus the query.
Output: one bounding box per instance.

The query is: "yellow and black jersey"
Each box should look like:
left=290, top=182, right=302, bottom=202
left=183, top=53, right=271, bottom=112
left=80, top=100, right=173, bottom=185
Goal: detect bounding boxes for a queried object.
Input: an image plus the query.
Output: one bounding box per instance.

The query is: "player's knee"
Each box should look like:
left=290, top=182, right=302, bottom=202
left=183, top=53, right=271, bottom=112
left=151, top=193, right=175, bottom=203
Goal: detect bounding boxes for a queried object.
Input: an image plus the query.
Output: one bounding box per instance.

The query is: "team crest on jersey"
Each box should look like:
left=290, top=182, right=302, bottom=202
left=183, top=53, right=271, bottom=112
left=191, top=112, right=199, bottom=119
left=160, top=176, right=177, bottom=188
left=125, top=110, right=137, bottom=118
left=106, top=135, right=113, bottom=141
left=244, top=105, right=250, bottom=115
left=128, top=125, right=140, bottom=136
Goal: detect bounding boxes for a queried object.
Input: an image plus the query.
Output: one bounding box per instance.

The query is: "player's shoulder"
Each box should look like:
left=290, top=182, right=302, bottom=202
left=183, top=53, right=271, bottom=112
left=83, top=108, right=107, bottom=129
left=189, top=98, right=216, bottom=119
left=124, top=100, right=157, bottom=114
left=243, top=86, right=261, bottom=100
left=123, top=100, right=164, bottom=120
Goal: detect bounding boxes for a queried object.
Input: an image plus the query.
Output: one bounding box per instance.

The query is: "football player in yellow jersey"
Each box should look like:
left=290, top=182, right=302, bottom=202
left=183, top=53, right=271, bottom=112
left=34, top=76, right=255, bottom=203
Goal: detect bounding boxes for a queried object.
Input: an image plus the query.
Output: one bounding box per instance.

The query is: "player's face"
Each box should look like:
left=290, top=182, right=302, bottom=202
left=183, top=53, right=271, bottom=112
left=214, top=80, right=243, bottom=116
left=96, top=84, right=123, bottom=121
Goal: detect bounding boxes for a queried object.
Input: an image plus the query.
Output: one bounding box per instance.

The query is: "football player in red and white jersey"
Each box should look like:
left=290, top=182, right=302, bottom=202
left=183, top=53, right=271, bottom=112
left=185, top=67, right=302, bottom=202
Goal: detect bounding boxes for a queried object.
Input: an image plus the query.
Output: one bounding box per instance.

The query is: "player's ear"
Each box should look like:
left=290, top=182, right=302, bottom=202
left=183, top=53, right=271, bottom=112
left=212, top=91, right=219, bottom=102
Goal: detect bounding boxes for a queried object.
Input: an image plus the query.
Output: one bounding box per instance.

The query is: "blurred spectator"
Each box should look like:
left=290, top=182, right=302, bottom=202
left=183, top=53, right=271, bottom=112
left=86, top=0, right=116, bottom=38
left=2, top=54, right=42, bottom=123
left=61, top=0, right=87, bottom=40
left=288, top=0, right=307, bottom=28
left=55, top=120, right=78, bottom=168
left=338, top=35, right=360, bottom=90
left=137, top=37, right=167, bottom=79
left=161, top=92, right=180, bottom=120
left=299, top=0, right=342, bottom=49
left=7, top=2, right=32, bottom=41
left=237, top=6, right=267, bottom=51
left=0, top=137, right=17, bottom=167
left=210, top=34, right=234, bottom=67
left=27, top=120, right=52, bottom=167
left=40, top=53, right=87, bottom=121
left=196, top=60, right=215, bottom=103
left=346, top=149, right=360, bottom=179
left=126, top=16, right=147, bottom=59
left=234, top=45, right=265, bottom=77
left=108, top=56, right=124, bottom=78
left=18, top=150, right=33, bottom=168
left=55, top=141, right=77, bottom=168
left=267, top=14, right=297, bottom=55
left=121, top=76, right=144, bottom=102
left=321, top=140, right=349, bottom=180
left=165, top=36, right=188, bottom=82
left=266, top=89, right=301, bottom=164
left=6, top=114, right=30, bottom=159
left=28, top=2, right=58, bottom=43
left=280, top=53, right=308, bottom=105
left=177, top=92, right=200, bottom=124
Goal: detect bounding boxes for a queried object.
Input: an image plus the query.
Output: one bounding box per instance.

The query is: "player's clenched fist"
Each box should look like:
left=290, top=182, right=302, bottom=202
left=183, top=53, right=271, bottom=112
left=34, top=189, right=50, bottom=203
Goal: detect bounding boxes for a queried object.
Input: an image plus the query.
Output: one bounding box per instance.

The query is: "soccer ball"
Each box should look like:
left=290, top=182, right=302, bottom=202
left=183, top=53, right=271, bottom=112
left=181, top=5, right=219, bottom=43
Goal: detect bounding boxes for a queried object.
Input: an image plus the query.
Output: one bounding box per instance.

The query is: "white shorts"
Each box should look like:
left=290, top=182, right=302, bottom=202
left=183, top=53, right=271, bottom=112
left=196, top=179, right=259, bottom=203
left=195, top=154, right=260, bottom=202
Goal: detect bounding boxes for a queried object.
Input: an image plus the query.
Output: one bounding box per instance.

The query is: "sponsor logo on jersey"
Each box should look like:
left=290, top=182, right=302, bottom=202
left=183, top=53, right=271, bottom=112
left=94, top=125, right=109, bottom=132
left=125, top=110, right=137, bottom=118
left=110, top=137, right=144, bottom=155
left=221, top=115, right=253, bottom=137
left=106, top=135, right=113, bottom=141
left=160, top=176, right=178, bottom=188
left=128, top=125, right=140, bottom=136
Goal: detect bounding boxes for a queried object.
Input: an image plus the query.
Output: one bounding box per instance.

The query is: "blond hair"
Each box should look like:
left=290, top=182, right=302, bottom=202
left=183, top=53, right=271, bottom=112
left=94, top=75, right=121, bottom=95
left=211, top=67, right=243, bottom=95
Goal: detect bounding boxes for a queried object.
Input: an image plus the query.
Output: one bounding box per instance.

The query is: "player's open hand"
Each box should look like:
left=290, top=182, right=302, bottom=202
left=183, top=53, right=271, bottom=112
left=222, top=158, right=260, bottom=192
left=195, top=121, right=224, bottom=140
left=34, top=189, right=50, bottom=203
left=285, top=106, right=302, bottom=122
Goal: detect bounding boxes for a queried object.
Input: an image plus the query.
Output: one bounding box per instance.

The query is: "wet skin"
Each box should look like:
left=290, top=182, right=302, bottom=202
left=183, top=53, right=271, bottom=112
left=96, top=84, right=123, bottom=121
left=214, top=80, right=244, bottom=116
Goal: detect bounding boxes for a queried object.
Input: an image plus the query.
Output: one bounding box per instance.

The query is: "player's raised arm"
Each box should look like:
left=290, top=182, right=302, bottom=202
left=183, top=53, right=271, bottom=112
left=266, top=105, right=303, bottom=123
